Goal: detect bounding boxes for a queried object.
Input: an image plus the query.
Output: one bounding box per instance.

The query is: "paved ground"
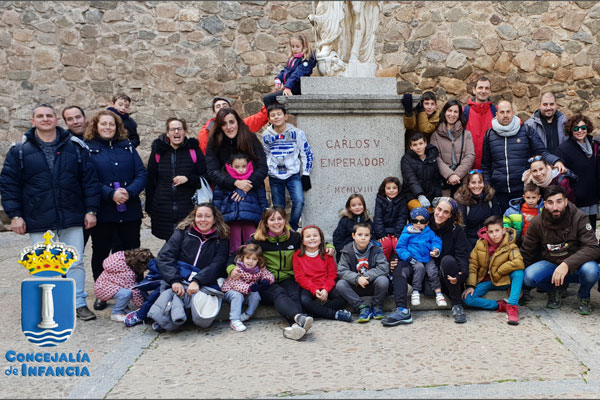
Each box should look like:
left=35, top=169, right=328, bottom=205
left=1, top=226, right=600, bottom=398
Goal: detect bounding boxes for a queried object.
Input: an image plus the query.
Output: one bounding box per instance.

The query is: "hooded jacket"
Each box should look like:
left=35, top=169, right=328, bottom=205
left=262, top=123, right=313, bottom=180
left=332, top=211, right=371, bottom=256
left=404, top=109, right=441, bottom=140
left=373, top=193, right=408, bottom=239
left=464, top=99, right=497, bottom=169
left=524, top=110, right=568, bottom=153
left=401, top=144, right=443, bottom=202
left=276, top=53, right=317, bottom=95
left=395, top=224, right=443, bottom=263
left=503, top=197, right=544, bottom=241
left=337, top=241, right=389, bottom=285
left=454, top=187, right=502, bottom=249
left=93, top=251, right=144, bottom=307
left=429, top=217, right=470, bottom=276
left=106, top=107, right=140, bottom=148
left=467, top=227, right=524, bottom=287
left=521, top=203, right=600, bottom=273
left=429, top=122, right=475, bottom=180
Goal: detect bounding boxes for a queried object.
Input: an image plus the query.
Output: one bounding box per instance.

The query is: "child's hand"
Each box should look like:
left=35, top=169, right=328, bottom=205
left=325, top=247, right=335, bottom=257
left=315, top=289, right=329, bottom=303
left=274, top=78, right=282, bottom=89
left=357, top=276, right=369, bottom=288
left=447, top=275, right=457, bottom=284
left=230, top=267, right=242, bottom=280
left=390, top=258, right=398, bottom=272
left=430, top=248, right=440, bottom=257
left=462, top=287, right=474, bottom=299
left=282, top=88, right=292, bottom=96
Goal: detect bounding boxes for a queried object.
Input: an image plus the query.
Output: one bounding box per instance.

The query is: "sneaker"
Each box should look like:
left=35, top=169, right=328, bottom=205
left=230, top=319, right=247, bottom=332
left=295, top=314, right=313, bottom=333
left=93, top=299, right=108, bottom=311
left=520, top=288, right=532, bottom=304
left=371, top=306, right=385, bottom=320
left=436, top=293, right=448, bottom=307
left=151, top=322, right=165, bottom=333
left=411, top=291, right=421, bottom=306
left=124, top=310, right=144, bottom=327
left=240, top=312, right=251, bottom=322
left=357, top=305, right=372, bottom=323
left=283, top=323, right=306, bottom=340
left=506, top=304, right=520, bottom=325
left=335, top=309, right=353, bottom=322
left=578, top=297, right=591, bottom=315
left=76, top=306, right=97, bottom=321
left=497, top=299, right=508, bottom=313
left=111, top=313, right=127, bottom=322
left=546, top=289, right=562, bottom=309
left=452, top=304, right=466, bottom=324
left=381, top=307, right=413, bottom=326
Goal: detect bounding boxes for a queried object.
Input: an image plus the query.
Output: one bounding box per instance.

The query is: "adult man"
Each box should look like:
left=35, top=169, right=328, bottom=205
left=481, top=100, right=565, bottom=211
left=197, top=97, right=268, bottom=154
left=62, top=105, right=88, bottom=140
left=464, top=77, right=496, bottom=169
left=521, top=185, right=600, bottom=314
left=524, top=92, right=568, bottom=154
left=0, top=104, right=100, bottom=320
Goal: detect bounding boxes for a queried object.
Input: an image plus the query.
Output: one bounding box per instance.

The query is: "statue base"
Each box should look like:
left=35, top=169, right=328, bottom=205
left=346, top=62, right=377, bottom=78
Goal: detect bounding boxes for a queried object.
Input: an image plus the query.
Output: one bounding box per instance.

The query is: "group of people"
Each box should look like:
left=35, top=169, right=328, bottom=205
left=2, top=32, right=600, bottom=341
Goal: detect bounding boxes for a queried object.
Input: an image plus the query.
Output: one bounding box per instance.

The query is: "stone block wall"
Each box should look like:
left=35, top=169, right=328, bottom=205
left=0, top=0, right=599, bottom=162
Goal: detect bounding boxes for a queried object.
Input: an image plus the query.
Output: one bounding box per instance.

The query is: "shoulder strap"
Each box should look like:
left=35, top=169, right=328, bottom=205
left=189, top=148, right=197, bottom=164
left=490, top=104, right=497, bottom=117
left=458, top=130, right=465, bottom=164
left=154, top=153, right=160, bottom=164
left=16, top=142, right=24, bottom=169
left=464, top=105, right=470, bottom=121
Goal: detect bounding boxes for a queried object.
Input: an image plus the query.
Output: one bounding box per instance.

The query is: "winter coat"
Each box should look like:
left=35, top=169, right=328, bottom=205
left=145, top=135, right=206, bottom=240
left=86, top=137, right=146, bottom=224
left=503, top=197, right=543, bottom=241
left=524, top=110, right=568, bottom=153
left=147, top=288, right=188, bottom=331
left=429, top=218, right=470, bottom=275
left=93, top=251, right=144, bottom=307
left=262, top=123, right=313, bottom=180
left=373, top=193, right=408, bottom=239
left=429, top=122, right=475, bottom=181
left=481, top=123, right=560, bottom=195
left=293, top=251, right=338, bottom=295
left=337, top=241, right=389, bottom=285
left=521, top=203, right=600, bottom=273
left=213, top=186, right=268, bottom=224
left=454, top=188, right=502, bottom=249
left=467, top=227, right=524, bottom=287
left=106, top=107, right=140, bottom=148
left=556, top=136, right=599, bottom=207
left=332, top=212, right=371, bottom=256
left=404, top=109, right=441, bottom=139
left=0, top=127, right=100, bottom=233
left=156, top=227, right=229, bottom=287
left=276, top=53, right=317, bottom=95
left=197, top=106, right=268, bottom=155
left=464, top=99, right=497, bottom=169
left=401, top=144, right=443, bottom=202
left=221, top=264, right=274, bottom=295
left=395, top=225, right=443, bottom=263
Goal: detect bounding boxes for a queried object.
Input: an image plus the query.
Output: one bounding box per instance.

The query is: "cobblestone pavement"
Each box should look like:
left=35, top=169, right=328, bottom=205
left=1, top=227, right=600, bottom=398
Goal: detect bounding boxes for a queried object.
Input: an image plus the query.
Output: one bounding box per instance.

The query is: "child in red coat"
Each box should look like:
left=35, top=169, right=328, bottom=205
left=293, top=225, right=352, bottom=322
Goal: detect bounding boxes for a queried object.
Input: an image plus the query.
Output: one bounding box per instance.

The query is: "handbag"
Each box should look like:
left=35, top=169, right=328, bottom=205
left=192, top=177, right=213, bottom=205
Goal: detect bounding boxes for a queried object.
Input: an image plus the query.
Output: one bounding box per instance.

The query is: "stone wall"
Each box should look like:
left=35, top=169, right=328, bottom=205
left=1, top=0, right=600, bottom=162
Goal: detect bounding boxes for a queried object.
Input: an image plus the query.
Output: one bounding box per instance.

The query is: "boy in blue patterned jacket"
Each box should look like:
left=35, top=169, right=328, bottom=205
left=262, top=104, right=313, bottom=231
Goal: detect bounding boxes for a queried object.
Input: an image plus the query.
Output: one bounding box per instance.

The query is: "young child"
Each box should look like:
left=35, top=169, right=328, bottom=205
left=221, top=244, right=275, bottom=332
left=402, top=91, right=440, bottom=142
left=401, top=132, right=443, bottom=212
left=107, top=92, right=140, bottom=147
left=332, top=193, right=372, bottom=261
left=93, top=248, right=154, bottom=321
left=335, top=223, right=390, bottom=323
left=396, top=207, right=446, bottom=307
left=462, top=216, right=525, bottom=325
left=212, top=153, right=269, bottom=254
left=263, top=34, right=316, bottom=107
left=503, top=182, right=543, bottom=242
left=262, top=104, right=314, bottom=231
left=373, top=176, right=408, bottom=261
left=293, top=225, right=353, bottom=322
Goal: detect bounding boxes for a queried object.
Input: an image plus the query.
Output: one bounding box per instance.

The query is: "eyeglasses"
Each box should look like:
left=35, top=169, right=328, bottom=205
left=168, top=127, right=185, bottom=133
left=468, top=169, right=482, bottom=174
left=411, top=218, right=428, bottom=224
left=527, top=155, right=543, bottom=164
left=573, top=125, right=588, bottom=132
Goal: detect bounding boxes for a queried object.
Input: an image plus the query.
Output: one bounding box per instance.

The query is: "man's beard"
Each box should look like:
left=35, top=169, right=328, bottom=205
left=543, top=207, right=566, bottom=223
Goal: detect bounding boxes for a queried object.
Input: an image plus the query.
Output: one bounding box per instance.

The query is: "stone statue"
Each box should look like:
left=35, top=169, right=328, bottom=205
left=309, top=1, right=382, bottom=77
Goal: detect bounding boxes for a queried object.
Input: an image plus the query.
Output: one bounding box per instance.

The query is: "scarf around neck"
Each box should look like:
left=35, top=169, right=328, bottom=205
left=492, top=116, right=521, bottom=137
left=522, top=164, right=555, bottom=187
left=577, top=137, right=593, bottom=158
left=225, top=161, right=254, bottom=180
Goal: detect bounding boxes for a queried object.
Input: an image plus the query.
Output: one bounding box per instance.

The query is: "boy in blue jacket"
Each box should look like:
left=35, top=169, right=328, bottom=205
left=396, top=208, right=445, bottom=307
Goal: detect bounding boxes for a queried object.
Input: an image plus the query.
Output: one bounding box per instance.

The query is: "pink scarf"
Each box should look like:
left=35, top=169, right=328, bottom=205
left=522, top=165, right=555, bottom=187
left=225, top=161, right=254, bottom=180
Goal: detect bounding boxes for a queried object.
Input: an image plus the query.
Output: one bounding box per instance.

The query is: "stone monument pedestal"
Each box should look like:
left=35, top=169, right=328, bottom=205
left=278, top=76, right=406, bottom=239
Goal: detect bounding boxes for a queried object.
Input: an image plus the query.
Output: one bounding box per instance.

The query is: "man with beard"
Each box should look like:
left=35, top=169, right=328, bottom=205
left=521, top=185, right=600, bottom=314
left=524, top=92, right=568, bottom=154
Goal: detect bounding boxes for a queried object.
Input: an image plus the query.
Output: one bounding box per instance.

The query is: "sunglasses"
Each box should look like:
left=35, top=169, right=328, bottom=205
left=411, top=218, right=428, bottom=224
left=573, top=125, right=588, bottom=132
left=468, top=169, right=482, bottom=174
left=527, top=155, right=543, bottom=164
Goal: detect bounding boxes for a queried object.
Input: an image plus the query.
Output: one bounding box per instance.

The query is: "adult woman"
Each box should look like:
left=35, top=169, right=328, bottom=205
left=522, top=155, right=576, bottom=203
left=205, top=108, right=268, bottom=253
left=430, top=99, right=475, bottom=196
left=146, top=118, right=206, bottom=240
left=454, top=170, right=502, bottom=249
left=153, top=203, right=230, bottom=330
left=236, top=207, right=320, bottom=340
left=84, top=111, right=147, bottom=292
left=556, top=115, right=599, bottom=227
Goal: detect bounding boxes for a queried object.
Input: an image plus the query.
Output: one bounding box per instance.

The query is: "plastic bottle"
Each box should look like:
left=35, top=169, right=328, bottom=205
left=113, top=182, right=127, bottom=212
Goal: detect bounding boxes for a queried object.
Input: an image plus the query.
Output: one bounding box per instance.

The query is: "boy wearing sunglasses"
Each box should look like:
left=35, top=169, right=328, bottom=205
left=395, top=208, right=446, bottom=308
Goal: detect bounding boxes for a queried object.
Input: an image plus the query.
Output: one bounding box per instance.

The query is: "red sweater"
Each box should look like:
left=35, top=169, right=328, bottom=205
left=293, top=250, right=337, bottom=295
left=465, top=99, right=495, bottom=169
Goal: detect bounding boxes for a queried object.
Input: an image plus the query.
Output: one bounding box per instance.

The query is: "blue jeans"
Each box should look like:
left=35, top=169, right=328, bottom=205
left=30, top=227, right=87, bottom=308
left=463, top=270, right=524, bottom=309
left=524, top=260, right=600, bottom=299
left=269, top=173, right=304, bottom=231
left=113, top=288, right=132, bottom=314
left=224, top=290, right=261, bottom=321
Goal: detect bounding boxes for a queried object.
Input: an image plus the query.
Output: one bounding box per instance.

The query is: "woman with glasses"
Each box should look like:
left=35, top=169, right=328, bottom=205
left=556, top=115, right=599, bottom=227
left=521, top=155, right=576, bottom=203
left=146, top=118, right=206, bottom=240
left=454, top=169, right=502, bottom=249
